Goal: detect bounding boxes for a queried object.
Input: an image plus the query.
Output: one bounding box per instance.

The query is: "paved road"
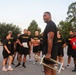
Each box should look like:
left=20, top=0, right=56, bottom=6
left=0, top=46, right=76, bottom=75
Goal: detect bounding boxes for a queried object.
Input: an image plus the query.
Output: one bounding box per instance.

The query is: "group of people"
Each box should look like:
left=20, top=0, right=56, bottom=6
left=1, top=12, right=76, bottom=75
left=2, top=29, right=43, bottom=71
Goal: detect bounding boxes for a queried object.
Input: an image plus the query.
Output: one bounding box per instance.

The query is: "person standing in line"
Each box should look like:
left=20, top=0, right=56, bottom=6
left=66, top=31, right=73, bottom=68
left=2, top=33, right=13, bottom=71
left=42, top=12, right=58, bottom=75
left=70, top=30, right=76, bottom=72
left=15, top=29, right=31, bottom=68
left=57, top=32, right=66, bottom=70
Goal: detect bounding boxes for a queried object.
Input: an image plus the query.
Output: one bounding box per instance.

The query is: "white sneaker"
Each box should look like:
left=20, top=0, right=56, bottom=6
left=7, top=67, right=13, bottom=71
left=65, top=64, right=70, bottom=68
left=2, top=67, right=7, bottom=72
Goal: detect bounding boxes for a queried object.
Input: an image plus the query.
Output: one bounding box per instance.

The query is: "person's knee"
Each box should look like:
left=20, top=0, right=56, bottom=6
left=44, top=66, right=51, bottom=74
left=9, top=56, right=13, bottom=61
left=19, top=55, right=22, bottom=58
left=24, top=55, right=26, bottom=58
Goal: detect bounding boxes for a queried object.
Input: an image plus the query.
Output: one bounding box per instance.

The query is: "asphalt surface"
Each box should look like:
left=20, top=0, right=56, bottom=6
left=0, top=46, right=76, bottom=75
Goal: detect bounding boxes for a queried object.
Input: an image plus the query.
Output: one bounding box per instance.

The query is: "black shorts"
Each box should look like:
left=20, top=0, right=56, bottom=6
left=40, top=44, right=43, bottom=51
left=67, top=48, right=72, bottom=56
left=42, top=45, right=58, bottom=64
left=15, top=47, right=20, bottom=53
left=33, top=46, right=40, bottom=53
left=19, top=47, right=30, bottom=55
left=72, top=49, right=76, bottom=58
left=57, top=47, right=64, bottom=57
left=15, top=45, right=20, bottom=52
left=2, top=50, right=13, bottom=59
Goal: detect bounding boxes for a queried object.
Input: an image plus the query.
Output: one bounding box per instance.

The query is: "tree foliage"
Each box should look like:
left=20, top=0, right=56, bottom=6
left=0, top=22, right=21, bottom=40
left=58, top=21, right=73, bottom=39
left=27, top=20, right=41, bottom=36
left=58, top=2, right=76, bottom=39
left=67, top=2, right=76, bottom=29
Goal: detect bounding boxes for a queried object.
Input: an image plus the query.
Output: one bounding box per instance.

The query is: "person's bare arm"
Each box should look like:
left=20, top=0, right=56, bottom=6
left=18, top=39, right=23, bottom=46
left=4, top=45, right=10, bottom=54
left=45, top=32, right=54, bottom=59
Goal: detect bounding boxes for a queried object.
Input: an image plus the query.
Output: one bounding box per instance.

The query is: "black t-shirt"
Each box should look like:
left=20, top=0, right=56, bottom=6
left=10, top=35, right=16, bottom=48
left=32, top=36, right=40, bottom=40
left=18, top=34, right=31, bottom=48
left=16, top=36, right=20, bottom=49
left=3, top=39, right=12, bottom=52
left=28, top=35, right=32, bottom=39
left=57, top=38, right=65, bottom=48
left=66, top=35, right=73, bottom=49
left=40, top=36, right=43, bottom=45
left=43, top=20, right=57, bottom=46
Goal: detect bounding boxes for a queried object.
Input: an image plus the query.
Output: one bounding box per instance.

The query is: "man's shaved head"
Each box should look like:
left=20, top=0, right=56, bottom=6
left=43, top=11, right=51, bottom=23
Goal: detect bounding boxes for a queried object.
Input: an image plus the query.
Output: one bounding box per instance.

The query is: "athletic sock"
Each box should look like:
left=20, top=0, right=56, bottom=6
left=8, top=65, right=11, bottom=68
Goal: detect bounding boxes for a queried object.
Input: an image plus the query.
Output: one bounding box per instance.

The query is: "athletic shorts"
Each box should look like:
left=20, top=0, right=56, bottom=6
left=15, top=44, right=20, bottom=52
left=19, top=46, right=30, bottom=55
left=72, top=49, right=76, bottom=58
left=33, top=46, right=40, bottom=53
left=2, top=50, right=13, bottom=59
left=15, top=47, right=20, bottom=53
left=57, top=47, right=64, bottom=57
left=40, top=44, right=43, bottom=51
left=42, top=45, right=58, bottom=64
left=67, top=48, right=72, bottom=56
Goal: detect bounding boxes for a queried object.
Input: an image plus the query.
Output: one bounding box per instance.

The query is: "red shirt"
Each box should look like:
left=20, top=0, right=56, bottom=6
left=70, top=37, right=76, bottom=50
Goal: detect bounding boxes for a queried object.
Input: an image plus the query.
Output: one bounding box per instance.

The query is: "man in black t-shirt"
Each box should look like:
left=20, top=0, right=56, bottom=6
left=42, top=12, right=57, bottom=75
left=15, top=29, right=31, bottom=68
left=66, top=31, right=73, bottom=68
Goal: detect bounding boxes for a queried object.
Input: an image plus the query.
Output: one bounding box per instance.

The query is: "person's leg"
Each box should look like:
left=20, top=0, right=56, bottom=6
left=72, top=58, right=76, bottom=72
left=59, top=56, right=64, bottom=70
left=44, top=65, right=52, bottom=75
left=67, top=49, right=72, bottom=67
left=2, top=58, right=8, bottom=71
left=13, top=52, right=17, bottom=61
left=8, top=55, right=13, bottom=71
left=51, top=64, right=56, bottom=75
left=17, top=53, right=19, bottom=61
left=68, top=56, right=71, bottom=65
left=15, top=54, right=22, bottom=67
left=59, top=56, right=63, bottom=64
left=22, top=55, right=26, bottom=68
left=29, top=52, right=31, bottom=62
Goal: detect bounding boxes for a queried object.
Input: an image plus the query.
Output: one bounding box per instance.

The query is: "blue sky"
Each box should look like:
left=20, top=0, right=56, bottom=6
left=0, top=0, right=75, bottom=32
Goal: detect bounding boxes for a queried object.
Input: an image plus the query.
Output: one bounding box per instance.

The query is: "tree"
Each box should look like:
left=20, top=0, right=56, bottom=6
left=27, top=20, right=41, bottom=36
left=67, top=2, right=76, bottom=29
left=58, top=20, right=73, bottom=39
left=0, top=22, right=21, bottom=40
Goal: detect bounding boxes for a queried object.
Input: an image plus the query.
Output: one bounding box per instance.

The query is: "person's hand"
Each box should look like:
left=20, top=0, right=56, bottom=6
left=21, top=44, right=23, bottom=46
left=7, top=50, right=11, bottom=54
left=45, top=53, right=51, bottom=60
